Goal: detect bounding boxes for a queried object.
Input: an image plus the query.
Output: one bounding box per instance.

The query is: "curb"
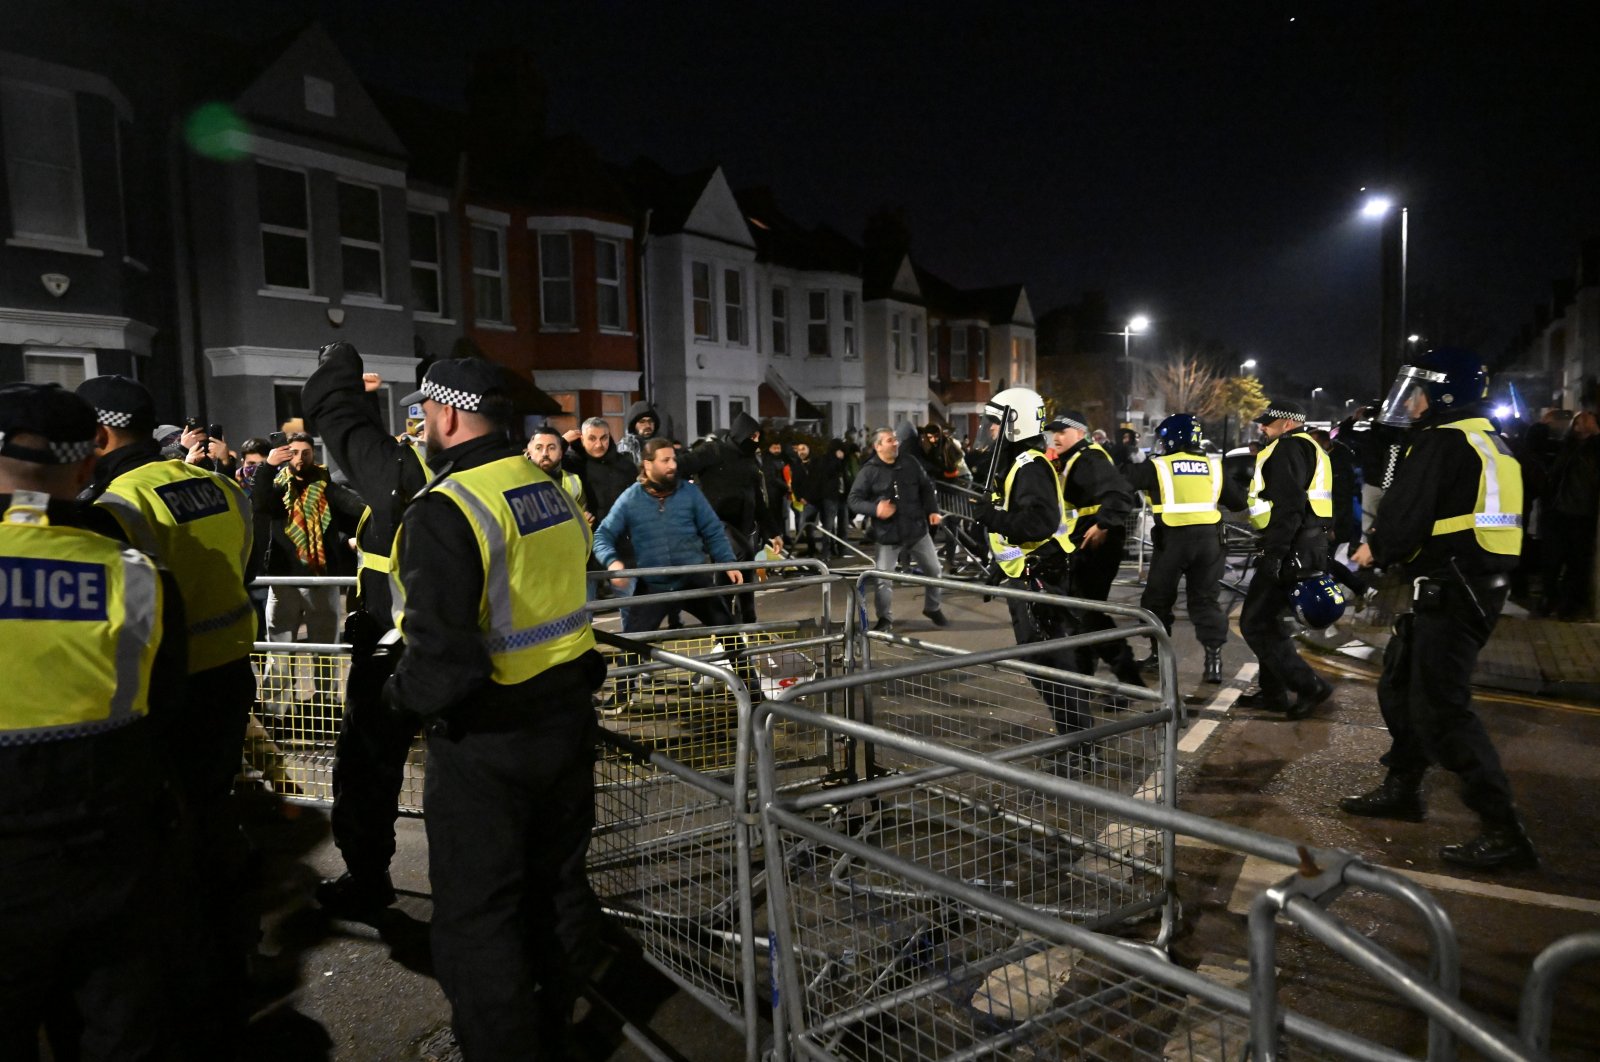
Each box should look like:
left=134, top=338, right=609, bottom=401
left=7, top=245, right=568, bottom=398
left=1295, top=627, right=1600, bottom=704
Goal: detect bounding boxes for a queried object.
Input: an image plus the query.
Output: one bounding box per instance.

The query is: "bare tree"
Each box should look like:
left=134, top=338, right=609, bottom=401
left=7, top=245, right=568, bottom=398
left=1143, top=349, right=1226, bottom=420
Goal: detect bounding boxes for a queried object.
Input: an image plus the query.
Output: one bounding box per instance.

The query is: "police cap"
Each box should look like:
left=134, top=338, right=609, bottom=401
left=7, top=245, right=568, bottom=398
left=0, top=383, right=99, bottom=464
left=1255, top=399, right=1306, bottom=425
left=400, top=358, right=511, bottom=413
left=77, top=374, right=157, bottom=434
left=1042, top=409, right=1090, bottom=433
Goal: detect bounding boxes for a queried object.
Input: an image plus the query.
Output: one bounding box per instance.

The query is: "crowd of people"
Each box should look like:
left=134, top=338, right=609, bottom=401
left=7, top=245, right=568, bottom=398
left=0, top=337, right=1578, bottom=1058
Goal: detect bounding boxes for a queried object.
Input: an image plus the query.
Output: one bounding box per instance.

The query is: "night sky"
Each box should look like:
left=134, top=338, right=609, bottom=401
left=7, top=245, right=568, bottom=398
left=159, top=0, right=1599, bottom=403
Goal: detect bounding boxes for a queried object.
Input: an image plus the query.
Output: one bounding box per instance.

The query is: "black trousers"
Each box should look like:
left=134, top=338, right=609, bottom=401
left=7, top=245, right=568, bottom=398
left=1006, top=572, right=1092, bottom=735
left=1239, top=530, right=1328, bottom=705
left=1140, top=525, right=1227, bottom=649
left=1067, top=525, right=1133, bottom=674
left=330, top=647, right=420, bottom=878
left=1378, top=583, right=1518, bottom=823
left=424, top=701, right=603, bottom=1061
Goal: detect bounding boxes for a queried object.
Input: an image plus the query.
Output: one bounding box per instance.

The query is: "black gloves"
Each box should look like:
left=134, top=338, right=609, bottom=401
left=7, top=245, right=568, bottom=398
left=973, top=502, right=1006, bottom=532
left=1256, top=551, right=1304, bottom=587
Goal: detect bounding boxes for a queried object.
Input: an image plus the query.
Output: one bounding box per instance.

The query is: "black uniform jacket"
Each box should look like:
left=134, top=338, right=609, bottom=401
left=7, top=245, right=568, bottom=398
left=982, top=441, right=1070, bottom=569
left=1059, top=440, right=1137, bottom=539
left=1366, top=407, right=1519, bottom=578
left=387, top=435, right=603, bottom=731
left=0, top=495, right=187, bottom=834
left=1255, top=428, right=1331, bottom=559
left=302, top=344, right=431, bottom=627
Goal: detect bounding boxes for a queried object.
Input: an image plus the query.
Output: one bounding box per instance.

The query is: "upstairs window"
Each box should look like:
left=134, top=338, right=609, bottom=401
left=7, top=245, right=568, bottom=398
left=890, top=312, right=904, bottom=372
left=539, top=232, right=574, bottom=327
left=408, top=211, right=444, bottom=316
left=975, top=331, right=989, bottom=379
left=471, top=224, right=507, bottom=324
left=770, top=286, right=788, bottom=355
left=1, top=80, right=85, bottom=246
left=808, top=290, right=830, bottom=357
left=950, top=329, right=968, bottom=380
left=691, top=262, right=716, bottom=340
left=337, top=181, right=384, bottom=299
left=910, top=317, right=922, bottom=375
left=257, top=163, right=311, bottom=291
left=724, top=268, right=746, bottom=344
left=842, top=292, right=859, bottom=359
left=596, top=237, right=625, bottom=330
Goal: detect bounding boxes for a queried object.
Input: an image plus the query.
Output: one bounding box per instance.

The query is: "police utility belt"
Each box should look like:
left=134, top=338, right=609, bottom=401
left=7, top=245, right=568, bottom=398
left=1411, top=563, right=1509, bottom=621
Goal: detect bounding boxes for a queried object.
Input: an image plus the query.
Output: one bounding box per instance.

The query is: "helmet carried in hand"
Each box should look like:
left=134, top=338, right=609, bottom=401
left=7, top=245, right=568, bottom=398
left=1290, top=573, right=1348, bottom=628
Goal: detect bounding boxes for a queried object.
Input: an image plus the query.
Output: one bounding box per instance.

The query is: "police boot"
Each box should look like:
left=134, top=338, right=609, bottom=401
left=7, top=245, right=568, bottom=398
left=1112, top=650, right=1147, bottom=689
left=1202, top=647, right=1223, bottom=684
left=1441, top=817, right=1538, bottom=871
left=1339, top=771, right=1426, bottom=823
left=315, top=870, right=397, bottom=919
left=1285, top=676, right=1335, bottom=720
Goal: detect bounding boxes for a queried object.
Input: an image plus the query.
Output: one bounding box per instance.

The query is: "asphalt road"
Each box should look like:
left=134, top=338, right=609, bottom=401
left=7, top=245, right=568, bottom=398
left=236, top=562, right=1600, bottom=1060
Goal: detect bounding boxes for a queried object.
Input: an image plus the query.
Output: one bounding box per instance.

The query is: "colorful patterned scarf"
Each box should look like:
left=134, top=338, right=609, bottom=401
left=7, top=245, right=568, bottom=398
left=275, top=466, right=332, bottom=574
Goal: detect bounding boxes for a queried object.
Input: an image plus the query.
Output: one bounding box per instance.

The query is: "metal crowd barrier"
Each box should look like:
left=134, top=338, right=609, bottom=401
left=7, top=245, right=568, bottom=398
left=931, top=481, right=997, bottom=580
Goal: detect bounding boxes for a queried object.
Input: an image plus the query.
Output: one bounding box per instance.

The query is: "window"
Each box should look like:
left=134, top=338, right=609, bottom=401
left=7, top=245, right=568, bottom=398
left=691, top=262, right=716, bottom=340
left=729, top=396, right=749, bottom=422
left=911, top=317, right=923, bottom=375
left=408, top=211, right=444, bottom=316
left=1011, top=337, right=1023, bottom=387
left=890, top=312, right=904, bottom=371
left=842, top=292, right=858, bottom=359
left=724, top=268, right=745, bottom=344
left=538, top=232, right=574, bottom=327
left=1, top=80, right=85, bottom=245
left=596, top=238, right=624, bottom=330
left=695, top=396, right=717, bottom=437
left=274, top=383, right=307, bottom=432
left=975, top=331, right=988, bottom=379
left=257, top=163, right=310, bottom=290
left=471, top=224, right=507, bottom=324
left=771, top=286, right=789, bottom=355
left=23, top=351, right=93, bottom=388
left=601, top=391, right=627, bottom=439
left=951, top=329, right=969, bottom=380
left=546, top=391, right=577, bottom=434
left=807, top=290, right=830, bottom=357
left=337, top=181, right=384, bottom=299
left=847, top=402, right=862, bottom=432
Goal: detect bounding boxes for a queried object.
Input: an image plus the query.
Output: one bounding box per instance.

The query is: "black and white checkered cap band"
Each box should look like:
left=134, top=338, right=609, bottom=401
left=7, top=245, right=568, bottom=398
left=1264, top=407, right=1305, bottom=423
left=94, top=408, right=134, bottom=428
left=420, top=379, right=483, bottom=412
left=1053, top=415, right=1089, bottom=433
left=0, top=431, right=95, bottom=464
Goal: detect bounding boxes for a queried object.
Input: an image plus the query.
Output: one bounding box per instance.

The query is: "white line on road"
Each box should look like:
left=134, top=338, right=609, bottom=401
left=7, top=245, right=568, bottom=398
left=1178, top=720, right=1219, bottom=754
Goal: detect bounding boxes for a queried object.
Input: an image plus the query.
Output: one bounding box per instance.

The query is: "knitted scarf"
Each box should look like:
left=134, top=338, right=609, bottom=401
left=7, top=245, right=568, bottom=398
left=276, top=465, right=332, bottom=574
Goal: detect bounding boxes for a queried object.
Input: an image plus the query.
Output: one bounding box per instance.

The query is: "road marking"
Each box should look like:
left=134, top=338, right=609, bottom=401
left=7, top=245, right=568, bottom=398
left=1178, top=719, right=1219, bottom=754
left=1202, top=850, right=1600, bottom=917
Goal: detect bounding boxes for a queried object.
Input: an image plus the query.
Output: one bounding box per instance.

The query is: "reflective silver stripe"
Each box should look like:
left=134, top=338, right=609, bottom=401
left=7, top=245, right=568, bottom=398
left=484, top=607, right=590, bottom=654
left=1151, top=458, right=1175, bottom=511
left=994, top=545, right=1024, bottom=562
left=94, top=492, right=160, bottom=555
left=432, top=478, right=515, bottom=640
left=1307, top=490, right=1333, bottom=500
left=1476, top=513, right=1521, bottom=527
left=110, top=549, right=158, bottom=722
left=1462, top=428, right=1505, bottom=519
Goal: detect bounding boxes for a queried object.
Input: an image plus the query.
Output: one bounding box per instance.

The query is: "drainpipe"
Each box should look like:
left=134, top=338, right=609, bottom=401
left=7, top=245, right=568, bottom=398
left=168, top=116, right=204, bottom=417
left=638, top=208, right=655, bottom=429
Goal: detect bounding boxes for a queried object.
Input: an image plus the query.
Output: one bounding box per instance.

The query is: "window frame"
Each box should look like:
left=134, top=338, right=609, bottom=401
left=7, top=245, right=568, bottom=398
left=407, top=210, right=445, bottom=318
left=595, top=236, right=626, bottom=332
left=723, top=267, right=746, bottom=345
left=256, top=162, right=313, bottom=293
left=950, top=328, right=969, bottom=381
left=336, top=179, right=386, bottom=301
left=807, top=289, right=830, bottom=358
left=21, top=349, right=95, bottom=389
left=910, top=316, right=923, bottom=376
left=890, top=312, right=904, bottom=372
left=1, top=78, right=88, bottom=248
left=691, top=261, right=717, bottom=341
left=470, top=223, right=509, bottom=326
left=694, top=395, right=717, bottom=436
left=975, top=330, right=989, bottom=380
left=842, top=291, right=859, bottom=360
left=537, top=230, right=576, bottom=329
left=770, top=285, right=789, bottom=355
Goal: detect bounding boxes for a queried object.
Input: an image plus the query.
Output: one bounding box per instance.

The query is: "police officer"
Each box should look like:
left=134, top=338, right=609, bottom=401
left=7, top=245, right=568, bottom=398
left=1344, top=348, right=1536, bottom=870
left=0, top=384, right=186, bottom=1059
left=77, top=373, right=257, bottom=1046
left=385, top=359, right=608, bottom=1056
left=971, top=388, right=1088, bottom=740
left=1049, top=410, right=1146, bottom=687
left=1126, top=413, right=1247, bottom=684
left=299, top=342, right=434, bottom=917
left=1238, top=398, right=1335, bottom=719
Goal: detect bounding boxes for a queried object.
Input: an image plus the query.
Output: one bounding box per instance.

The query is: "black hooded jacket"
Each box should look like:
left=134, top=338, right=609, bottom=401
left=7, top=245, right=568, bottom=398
left=615, top=399, right=661, bottom=464
left=681, top=411, right=776, bottom=541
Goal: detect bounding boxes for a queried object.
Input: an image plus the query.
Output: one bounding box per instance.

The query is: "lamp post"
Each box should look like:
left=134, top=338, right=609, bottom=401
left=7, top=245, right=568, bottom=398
left=1310, top=386, right=1324, bottom=420
left=1121, top=314, right=1150, bottom=428
left=1361, top=192, right=1408, bottom=393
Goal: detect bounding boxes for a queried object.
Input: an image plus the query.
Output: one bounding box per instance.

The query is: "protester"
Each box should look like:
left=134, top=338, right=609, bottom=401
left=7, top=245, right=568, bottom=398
left=848, top=426, right=949, bottom=631
left=614, top=400, right=661, bottom=465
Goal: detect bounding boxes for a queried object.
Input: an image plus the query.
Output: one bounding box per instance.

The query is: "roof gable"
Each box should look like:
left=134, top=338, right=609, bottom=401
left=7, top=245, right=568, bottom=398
left=890, top=255, right=922, bottom=301
left=234, top=23, right=406, bottom=160
left=681, top=167, right=754, bottom=249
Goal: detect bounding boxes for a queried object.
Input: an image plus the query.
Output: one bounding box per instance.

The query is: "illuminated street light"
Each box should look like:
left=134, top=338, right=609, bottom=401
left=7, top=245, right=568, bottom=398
left=1408, top=334, right=1421, bottom=345
left=1361, top=195, right=1393, bottom=219
left=1241, top=358, right=1257, bottom=373
left=1122, top=315, right=1151, bottom=426
left=1359, top=188, right=1409, bottom=391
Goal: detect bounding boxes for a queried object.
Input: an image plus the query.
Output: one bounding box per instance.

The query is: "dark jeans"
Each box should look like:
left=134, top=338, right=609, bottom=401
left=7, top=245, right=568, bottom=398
left=1140, top=526, right=1227, bottom=649
left=1239, top=530, right=1329, bottom=705
left=425, top=702, right=603, bottom=1061
left=1542, top=512, right=1597, bottom=616
left=1067, top=525, right=1134, bottom=674
left=1378, top=583, right=1518, bottom=823
left=621, top=575, right=756, bottom=693
left=821, top=496, right=849, bottom=546
left=331, top=647, right=421, bottom=878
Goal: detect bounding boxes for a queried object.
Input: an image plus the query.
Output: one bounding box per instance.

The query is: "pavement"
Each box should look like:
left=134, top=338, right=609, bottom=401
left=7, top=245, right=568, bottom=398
left=1297, top=573, right=1600, bottom=702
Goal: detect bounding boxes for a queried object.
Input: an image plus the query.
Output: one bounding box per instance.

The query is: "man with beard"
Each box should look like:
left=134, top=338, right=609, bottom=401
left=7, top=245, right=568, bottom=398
left=527, top=425, right=587, bottom=508
left=614, top=400, right=661, bottom=466
left=386, top=358, right=606, bottom=1056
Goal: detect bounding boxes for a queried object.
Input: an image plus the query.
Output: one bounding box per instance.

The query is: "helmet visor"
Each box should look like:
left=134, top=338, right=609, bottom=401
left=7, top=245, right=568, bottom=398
left=1377, top=364, right=1443, bottom=428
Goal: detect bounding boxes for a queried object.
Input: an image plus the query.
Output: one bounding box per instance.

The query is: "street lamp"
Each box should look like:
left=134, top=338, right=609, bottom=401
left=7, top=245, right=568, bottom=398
left=1122, top=314, right=1150, bottom=427
left=1360, top=190, right=1408, bottom=393
left=1241, top=358, right=1257, bottom=373
left=1310, top=386, right=1324, bottom=417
